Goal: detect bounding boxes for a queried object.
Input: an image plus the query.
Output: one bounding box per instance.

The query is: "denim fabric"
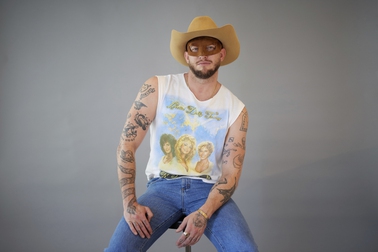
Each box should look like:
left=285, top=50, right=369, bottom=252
left=105, top=178, right=258, bottom=252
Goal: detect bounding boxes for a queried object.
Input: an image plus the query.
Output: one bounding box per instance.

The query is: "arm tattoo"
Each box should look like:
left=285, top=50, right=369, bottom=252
left=216, top=178, right=237, bottom=203
left=118, top=165, right=135, bottom=186
left=127, top=197, right=137, bottom=214
left=119, top=177, right=133, bottom=187
left=233, top=137, right=246, bottom=150
left=120, top=150, right=135, bottom=163
left=122, top=187, right=137, bottom=214
left=233, top=154, right=244, bottom=169
left=118, top=164, right=135, bottom=176
left=139, top=84, right=155, bottom=100
left=240, top=111, right=248, bottom=132
left=134, top=112, right=151, bottom=130
left=122, top=187, right=135, bottom=200
left=211, top=177, right=228, bottom=192
left=122, top=122, right=138, bottom=141
left=222, top=147, right=237, bottom=158
left=223, top=137, right=237, bottom=157
left=222, top=143, right=234, bottom=164
left=134, top=100, right=147, bottom=110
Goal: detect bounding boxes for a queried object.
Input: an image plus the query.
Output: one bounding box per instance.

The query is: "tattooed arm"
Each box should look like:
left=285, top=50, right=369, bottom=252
left=204, top=107, right=248, bottom=215
left=176, top=107, right=249, bottom=248
left=117, top=76, right=158, bottom=238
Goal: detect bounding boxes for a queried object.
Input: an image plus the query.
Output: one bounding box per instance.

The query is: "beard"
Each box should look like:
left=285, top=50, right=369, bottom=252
left=188, top=60, right=221, bottom=79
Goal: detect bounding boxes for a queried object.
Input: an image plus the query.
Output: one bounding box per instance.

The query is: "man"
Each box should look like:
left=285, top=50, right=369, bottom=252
left=105, top=16, right=259, bottom=251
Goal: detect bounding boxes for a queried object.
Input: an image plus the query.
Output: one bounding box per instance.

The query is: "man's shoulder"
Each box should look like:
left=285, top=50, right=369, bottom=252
left=154, top=73, right=185, bottom=86
left=155, top=73, right=184, bottom=79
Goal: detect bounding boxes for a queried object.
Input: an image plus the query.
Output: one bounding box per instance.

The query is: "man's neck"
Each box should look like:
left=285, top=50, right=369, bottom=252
left=184, top=71, right=220, bottom=101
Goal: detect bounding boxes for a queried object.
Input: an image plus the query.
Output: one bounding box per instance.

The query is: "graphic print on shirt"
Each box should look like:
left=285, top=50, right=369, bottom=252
left=153, top=95, right=228, bottom=180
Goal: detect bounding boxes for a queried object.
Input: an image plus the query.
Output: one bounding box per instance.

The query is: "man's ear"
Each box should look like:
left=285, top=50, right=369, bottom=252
left=220, top=48, right=227, bottom=62
left=184, top=51, right=189, bottom=64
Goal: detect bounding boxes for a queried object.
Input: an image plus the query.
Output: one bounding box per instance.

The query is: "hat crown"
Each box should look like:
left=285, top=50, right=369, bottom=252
left=170, top=16, right=240, bottom=66
left=187, top=16, right=218, bottom=32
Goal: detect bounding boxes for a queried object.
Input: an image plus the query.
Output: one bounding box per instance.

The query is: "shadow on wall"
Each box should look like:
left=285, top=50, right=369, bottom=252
left=258, top=146, right=378, bottom=252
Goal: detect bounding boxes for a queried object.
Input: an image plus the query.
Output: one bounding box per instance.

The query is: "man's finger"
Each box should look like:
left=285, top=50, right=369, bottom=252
left=128, top=221, right=138, bottom=236
left=133, top=222, right=146, bottom=238
left=145, top=207, right=154, bottom=221
left=141, top=218, right=153, bottom=236
left=139, top=221, right=152, bottom=238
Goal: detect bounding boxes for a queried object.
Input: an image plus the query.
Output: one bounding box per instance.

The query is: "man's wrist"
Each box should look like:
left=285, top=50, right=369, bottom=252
left=197, top=209, right=209, bottom=220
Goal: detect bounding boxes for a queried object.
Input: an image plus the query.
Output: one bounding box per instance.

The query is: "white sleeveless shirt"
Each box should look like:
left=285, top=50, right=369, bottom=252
left=145, top=73, right=245, bottom=183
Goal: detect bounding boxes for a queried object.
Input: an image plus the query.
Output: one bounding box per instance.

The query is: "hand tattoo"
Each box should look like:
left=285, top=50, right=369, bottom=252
left=193, top=211, right=207, bottom=228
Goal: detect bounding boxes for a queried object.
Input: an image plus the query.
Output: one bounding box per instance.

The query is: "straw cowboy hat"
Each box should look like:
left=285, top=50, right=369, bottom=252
left=170, top=16, right=240, bottom=66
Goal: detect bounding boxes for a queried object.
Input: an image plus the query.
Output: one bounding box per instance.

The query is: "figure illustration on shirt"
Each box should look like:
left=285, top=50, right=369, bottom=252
left=158, top=134, right=177, bottom=170
left=195, top=141, right=214, bottom=174
left=174, top=134, right=196, bottom=173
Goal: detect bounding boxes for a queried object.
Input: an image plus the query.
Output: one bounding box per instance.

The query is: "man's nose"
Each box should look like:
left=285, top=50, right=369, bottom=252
left=198, top=47, right=208, bottom=57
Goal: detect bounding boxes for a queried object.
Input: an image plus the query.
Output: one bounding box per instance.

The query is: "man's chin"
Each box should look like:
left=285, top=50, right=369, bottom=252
left=189, top=65, right=219, bottom=79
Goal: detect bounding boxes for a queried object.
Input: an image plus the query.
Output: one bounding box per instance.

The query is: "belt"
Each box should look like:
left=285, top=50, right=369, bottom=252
left=159, top=170, right=212, bottom=180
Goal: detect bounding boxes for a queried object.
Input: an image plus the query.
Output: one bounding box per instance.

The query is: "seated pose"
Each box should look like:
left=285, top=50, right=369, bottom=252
left=105, top=16, right=259, bottom=252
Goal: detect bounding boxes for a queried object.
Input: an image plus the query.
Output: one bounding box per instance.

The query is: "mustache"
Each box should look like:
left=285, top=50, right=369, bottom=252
left=196, top=59, right=212, bottom=64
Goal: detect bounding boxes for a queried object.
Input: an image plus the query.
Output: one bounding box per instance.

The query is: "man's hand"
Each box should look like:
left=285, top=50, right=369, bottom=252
left=124, top=203, right=154, bottom=239
left=175, top=211, right=207, bottom=248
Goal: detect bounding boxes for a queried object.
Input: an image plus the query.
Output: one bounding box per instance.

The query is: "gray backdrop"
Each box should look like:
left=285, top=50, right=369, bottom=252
left=1, top=0, right=377, bottom=251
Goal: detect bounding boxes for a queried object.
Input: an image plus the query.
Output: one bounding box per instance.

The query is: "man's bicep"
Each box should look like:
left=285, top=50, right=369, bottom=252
left=132, top=77, right=158, bottom=118
left=221, top=107, right=248, bottom=172
left=120, top=77, right=158, bottom=147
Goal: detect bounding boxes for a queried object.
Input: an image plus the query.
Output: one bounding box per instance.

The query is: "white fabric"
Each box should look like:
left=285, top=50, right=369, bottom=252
left=145, top=73, right=245, bottom=183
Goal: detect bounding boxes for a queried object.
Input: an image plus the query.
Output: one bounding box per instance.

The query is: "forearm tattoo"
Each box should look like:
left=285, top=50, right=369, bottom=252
left=118, top=164, right=135, bottom=176
left=211, top=177, right=228, bottom=192
left=122, top=187, right=135, bottom=200
left=122, top=187, right=137, bottom=214
left=119, top=178, right=130, bottom=187
left=118, top=165, right=135, bottom=187
left=216, top=178, right=237, bottom=203
left=120, top=150, right=135, bottom=163
left=127, top=197, right=137, bottom=214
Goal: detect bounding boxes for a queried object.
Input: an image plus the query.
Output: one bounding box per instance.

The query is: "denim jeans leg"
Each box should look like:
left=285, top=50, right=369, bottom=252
left=204, top=198, right=259, bottom=252
left=105, top=178, right=259, bottom=252
left=105, top=178, right=185, bottom=252
left=179, top=179, right=259, bottom=251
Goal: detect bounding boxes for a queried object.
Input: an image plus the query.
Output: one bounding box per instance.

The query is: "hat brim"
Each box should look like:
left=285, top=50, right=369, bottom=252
left=170, top=24, right=240, bottom=66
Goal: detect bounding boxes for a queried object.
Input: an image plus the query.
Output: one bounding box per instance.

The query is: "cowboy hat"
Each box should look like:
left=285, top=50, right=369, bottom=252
left=170, top=16, right=240, bottom=66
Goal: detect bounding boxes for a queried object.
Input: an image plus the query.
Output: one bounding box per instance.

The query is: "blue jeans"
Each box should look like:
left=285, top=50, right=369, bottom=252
left=105, top=178, right=258, bottom=252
